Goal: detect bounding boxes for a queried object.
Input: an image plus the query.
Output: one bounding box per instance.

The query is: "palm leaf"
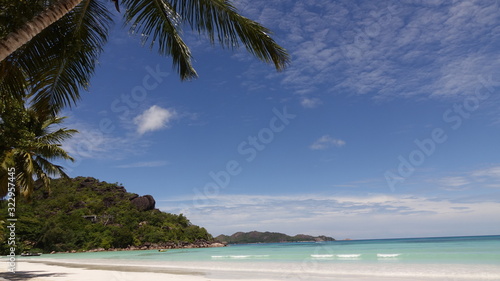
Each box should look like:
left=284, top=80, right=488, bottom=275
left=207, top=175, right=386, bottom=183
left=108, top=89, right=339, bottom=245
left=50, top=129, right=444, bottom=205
left=0, top=59, right=27, bottom=103
left=20, top=0, right=113, bottom=114
left=170, top=0, right=290, bottom=70
left=37, top=128, right=78, bottom=145
left=33, top=143, right=74, bottom=162
left=122, top=0, right=197, bottom=80
left=14, top=151, right=36, bottom=196
left=34, top=155, right=69, bottom=178
left=37, top=115, right=78, bottom=144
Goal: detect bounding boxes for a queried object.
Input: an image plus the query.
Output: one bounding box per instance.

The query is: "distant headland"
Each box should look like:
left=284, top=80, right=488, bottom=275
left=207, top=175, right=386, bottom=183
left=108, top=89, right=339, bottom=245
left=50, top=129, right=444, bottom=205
left=216, top=231, right=335, bottom=244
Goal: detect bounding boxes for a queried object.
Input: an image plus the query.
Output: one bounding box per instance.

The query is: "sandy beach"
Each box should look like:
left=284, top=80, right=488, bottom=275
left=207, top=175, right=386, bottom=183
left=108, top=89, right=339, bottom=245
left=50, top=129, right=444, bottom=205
left=3, top=258, right=500, bottom=281
left=1, top=259, right=369, bottom=281
left=1, top=260, right=215, bottom=281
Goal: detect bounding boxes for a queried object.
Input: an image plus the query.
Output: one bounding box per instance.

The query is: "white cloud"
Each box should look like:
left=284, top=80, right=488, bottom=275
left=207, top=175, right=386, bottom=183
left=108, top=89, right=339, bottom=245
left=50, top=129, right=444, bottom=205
left=159, top=193, right=500, bottom=238
left=300, top=97, right=322, bottom=108
left=116, top=161, right=168, bottom=168
left=310, top=135, right=345, bottom=150
left=134, top=105, right=177, bottom=135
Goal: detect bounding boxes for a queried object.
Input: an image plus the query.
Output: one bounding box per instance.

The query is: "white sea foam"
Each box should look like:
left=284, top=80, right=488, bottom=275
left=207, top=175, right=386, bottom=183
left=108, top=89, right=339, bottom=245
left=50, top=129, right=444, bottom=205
left=310, top=254, right=334, bottom=258
left=336, top=254, right=361, bottom=259
left=377, top=253, right=400, bottom=258
left=211, top=255, right=270, bottom=259
left=211, top=255, right=228, bottom=259
left=230, top=255, right=249, bottom=259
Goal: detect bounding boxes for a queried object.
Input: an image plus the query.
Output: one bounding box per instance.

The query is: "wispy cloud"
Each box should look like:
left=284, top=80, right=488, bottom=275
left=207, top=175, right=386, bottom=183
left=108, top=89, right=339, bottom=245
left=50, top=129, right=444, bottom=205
left=116, top=161, right=168, bottom=168
left=159, top=193, right=500, bottom=238
left=134, top=105, right=177, bottom=135
left=471, top=166, right=500, bottom=179
left=433, top=166, right=500, bottom=191
left=237, top=1, right=500, bottom=105
left=438, top=176, right=470, bottom=191
left=310, top=135, right=345, bottom=150
left=61, top=121, right=145, bottom=160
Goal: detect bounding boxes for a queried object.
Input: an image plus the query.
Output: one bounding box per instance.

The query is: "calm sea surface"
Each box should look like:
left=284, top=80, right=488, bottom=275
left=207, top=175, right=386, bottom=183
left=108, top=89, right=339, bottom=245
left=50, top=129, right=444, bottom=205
left=35, top=235, right=500, bottom=264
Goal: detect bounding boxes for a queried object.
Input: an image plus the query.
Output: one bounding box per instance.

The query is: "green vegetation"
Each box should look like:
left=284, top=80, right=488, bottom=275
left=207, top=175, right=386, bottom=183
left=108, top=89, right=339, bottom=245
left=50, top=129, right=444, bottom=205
left=216, top=231, right=335, bottom=244
left=0, top=99, right=76, bottom=198
left=0, top=176, right=212, bottom=254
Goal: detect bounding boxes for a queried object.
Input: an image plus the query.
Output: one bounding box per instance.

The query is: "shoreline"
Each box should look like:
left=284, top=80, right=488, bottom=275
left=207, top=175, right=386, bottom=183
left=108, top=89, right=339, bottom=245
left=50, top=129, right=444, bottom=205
left=38, top=240, right=226, bottom=255
left=3, top=258, right=500, bottom=281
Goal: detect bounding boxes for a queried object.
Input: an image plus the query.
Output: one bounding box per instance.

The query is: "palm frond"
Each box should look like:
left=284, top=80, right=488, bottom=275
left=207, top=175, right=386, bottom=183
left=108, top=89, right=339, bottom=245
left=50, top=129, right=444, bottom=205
left=36, top=115, right=78, bottom=144
left=21, top=0, right=113, bottom=114
left=15, top=170, right=35, bottom=197
left=0, top=59, right=28, bottom=102
left=0, top=149, right=15, bottom=197
left=123, top=0, right=197, bottom=80
left=34, top=155, right=69, bottom=178
left=37, top=128, right=78, bottom=145
left=33, top=143, right=74, bottom=162
left=170, top=0, right=290, bottom=71
left=14, top=151, right=36, bottom=196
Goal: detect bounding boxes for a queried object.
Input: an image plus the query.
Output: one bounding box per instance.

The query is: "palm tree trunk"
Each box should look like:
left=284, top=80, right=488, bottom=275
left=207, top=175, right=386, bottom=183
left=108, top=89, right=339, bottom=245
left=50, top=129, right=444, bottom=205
left=0, top=0, right=83, bottom=62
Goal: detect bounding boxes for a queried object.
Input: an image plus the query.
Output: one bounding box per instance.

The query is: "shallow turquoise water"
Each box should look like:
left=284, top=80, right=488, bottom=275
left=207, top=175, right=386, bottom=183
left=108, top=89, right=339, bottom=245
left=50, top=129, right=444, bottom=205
left=38, top=235, right=500, bottom=264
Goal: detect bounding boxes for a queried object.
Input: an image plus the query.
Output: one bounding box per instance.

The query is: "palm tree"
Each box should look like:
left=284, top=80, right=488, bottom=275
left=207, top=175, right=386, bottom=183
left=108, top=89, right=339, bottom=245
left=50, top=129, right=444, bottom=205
left=0, top=0, right=83, bottom=61
left=0, top=103, right=77, bottom=197
left=0, top=0, right=290, bottom=114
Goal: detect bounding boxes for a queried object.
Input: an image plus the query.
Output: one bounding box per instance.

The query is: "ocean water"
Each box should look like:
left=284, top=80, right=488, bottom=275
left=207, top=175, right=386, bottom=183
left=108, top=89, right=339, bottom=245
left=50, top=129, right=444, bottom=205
left=17, top=235, right=500, bottom=280
left=36, top=235, right=500, bottom=264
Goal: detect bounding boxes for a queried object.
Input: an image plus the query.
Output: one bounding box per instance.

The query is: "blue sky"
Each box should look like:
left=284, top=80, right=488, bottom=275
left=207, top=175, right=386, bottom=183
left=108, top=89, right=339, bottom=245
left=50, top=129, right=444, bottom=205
left=59, top=0, right=500, bottom=239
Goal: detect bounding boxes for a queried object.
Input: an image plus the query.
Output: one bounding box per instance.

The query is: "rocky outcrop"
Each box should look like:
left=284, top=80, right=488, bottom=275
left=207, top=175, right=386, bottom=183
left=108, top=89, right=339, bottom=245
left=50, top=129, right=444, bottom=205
left=54, top=240, right=227, bottom=254
left=78, top=177, right=98, bottom=189
left=78, top=177, right=125, bottom=193
left=130, top=194, right=156, bottom=211
left=76, top=177, right=155, bottom=211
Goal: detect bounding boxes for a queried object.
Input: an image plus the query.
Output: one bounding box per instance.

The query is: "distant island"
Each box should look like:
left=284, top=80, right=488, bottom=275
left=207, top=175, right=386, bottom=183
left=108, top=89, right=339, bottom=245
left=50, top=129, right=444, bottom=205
left=216, top=231, right=335, bottom=244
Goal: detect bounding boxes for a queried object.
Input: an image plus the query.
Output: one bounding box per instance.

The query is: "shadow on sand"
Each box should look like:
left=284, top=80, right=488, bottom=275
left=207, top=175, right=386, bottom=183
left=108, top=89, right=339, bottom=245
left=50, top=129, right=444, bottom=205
left=0, top=270, right=68, bottom=281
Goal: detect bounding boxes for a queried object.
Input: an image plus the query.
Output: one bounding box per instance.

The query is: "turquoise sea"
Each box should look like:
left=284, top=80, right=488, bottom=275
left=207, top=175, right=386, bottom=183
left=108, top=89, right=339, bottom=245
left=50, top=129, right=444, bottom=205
left=36, top=235, right=500, bottom=263
left=17, top=235, right=500, bottom=280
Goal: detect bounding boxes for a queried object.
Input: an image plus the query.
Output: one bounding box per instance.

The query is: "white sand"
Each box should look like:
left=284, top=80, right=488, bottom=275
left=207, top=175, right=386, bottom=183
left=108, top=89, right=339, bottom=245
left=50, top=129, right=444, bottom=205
left=2, top=261, right=206, bottom=281
left=3, top=258, right=500, bottom=281
left=0, top=259, right=411, bottom=281
left=2, top=260, right=284, bottom=281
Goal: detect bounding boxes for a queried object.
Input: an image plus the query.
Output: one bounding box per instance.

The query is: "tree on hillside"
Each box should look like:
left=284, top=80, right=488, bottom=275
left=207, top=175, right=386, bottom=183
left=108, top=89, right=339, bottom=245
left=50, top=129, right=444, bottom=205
left=0, top=0, right=290, bottom=114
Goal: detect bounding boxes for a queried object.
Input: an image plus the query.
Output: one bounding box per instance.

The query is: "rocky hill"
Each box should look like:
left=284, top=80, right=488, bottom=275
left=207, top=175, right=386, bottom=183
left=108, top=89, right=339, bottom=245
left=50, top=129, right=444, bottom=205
left=0, top=177, right=220, bottom=254
left=216, top=231, right=335, bottom=244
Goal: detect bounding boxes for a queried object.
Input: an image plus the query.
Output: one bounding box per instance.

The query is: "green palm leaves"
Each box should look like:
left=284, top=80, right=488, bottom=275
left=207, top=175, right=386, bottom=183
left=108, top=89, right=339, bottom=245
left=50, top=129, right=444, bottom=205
left=0, top=0, right=113, bottom=114
left=0, top=106, right=77, bottom=197
left=122, top=0, right=290, bottom=80
left=1, top=0, right=289, bottom=111
left=123, top=0, right=197, bottom=79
